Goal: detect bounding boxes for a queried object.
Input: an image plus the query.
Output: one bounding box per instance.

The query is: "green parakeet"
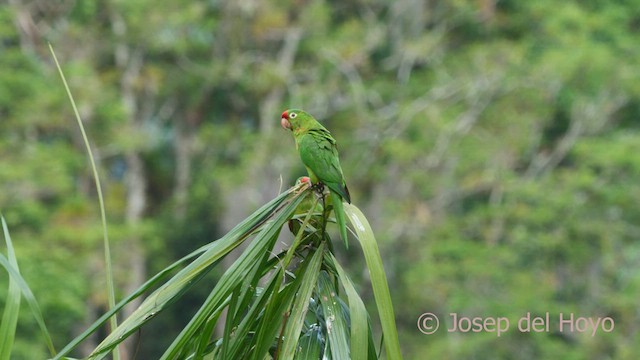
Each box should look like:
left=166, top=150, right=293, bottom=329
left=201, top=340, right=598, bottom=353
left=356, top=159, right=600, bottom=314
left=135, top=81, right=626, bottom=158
left=281, top=109, right=351, bottom=245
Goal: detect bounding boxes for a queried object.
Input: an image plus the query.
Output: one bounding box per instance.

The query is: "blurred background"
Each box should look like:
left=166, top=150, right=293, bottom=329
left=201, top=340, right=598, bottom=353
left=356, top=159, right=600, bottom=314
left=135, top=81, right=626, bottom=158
left=1, top=0, right=640, bottom=359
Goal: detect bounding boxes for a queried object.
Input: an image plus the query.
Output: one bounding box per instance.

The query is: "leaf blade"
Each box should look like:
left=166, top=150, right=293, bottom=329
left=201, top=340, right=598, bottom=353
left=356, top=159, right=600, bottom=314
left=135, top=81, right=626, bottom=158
left=327, top=253, right=369, bottom=360
left=279, top=242, right=326, bottom=359
left=0, top=216, right=21, bottom=360
left=345, top=204, right=403, bottom=360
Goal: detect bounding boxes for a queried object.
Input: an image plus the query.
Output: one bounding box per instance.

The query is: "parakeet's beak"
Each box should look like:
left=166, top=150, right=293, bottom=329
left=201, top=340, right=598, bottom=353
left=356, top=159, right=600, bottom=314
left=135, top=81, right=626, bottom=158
left=281, top=117, right=291, bottom=130
left=280, top=111, right=291, bottom=130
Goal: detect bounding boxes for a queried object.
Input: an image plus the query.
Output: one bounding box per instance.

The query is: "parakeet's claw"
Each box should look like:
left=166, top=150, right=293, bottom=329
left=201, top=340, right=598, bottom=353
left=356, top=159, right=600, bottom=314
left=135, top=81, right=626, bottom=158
left=311, top=182, right=325, bottom=194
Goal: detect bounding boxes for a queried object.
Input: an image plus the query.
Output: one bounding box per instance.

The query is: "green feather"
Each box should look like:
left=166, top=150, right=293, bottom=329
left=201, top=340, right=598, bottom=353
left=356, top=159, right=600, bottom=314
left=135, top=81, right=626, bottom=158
left=331, top=189, right=349, bottom=248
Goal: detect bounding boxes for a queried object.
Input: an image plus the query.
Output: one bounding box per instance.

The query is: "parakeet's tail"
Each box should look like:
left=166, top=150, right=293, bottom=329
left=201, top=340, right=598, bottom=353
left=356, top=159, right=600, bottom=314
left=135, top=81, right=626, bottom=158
left=331, top=190, right=349, bottom=248
left=326, top=181, right=351, bottom=204
left=342, top=183, right=351, bottom=204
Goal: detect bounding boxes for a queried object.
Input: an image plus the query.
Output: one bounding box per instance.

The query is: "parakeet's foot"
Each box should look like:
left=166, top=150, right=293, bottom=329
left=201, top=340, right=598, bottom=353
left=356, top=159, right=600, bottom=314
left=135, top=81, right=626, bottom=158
left=311, top=182, right=325, bottom=194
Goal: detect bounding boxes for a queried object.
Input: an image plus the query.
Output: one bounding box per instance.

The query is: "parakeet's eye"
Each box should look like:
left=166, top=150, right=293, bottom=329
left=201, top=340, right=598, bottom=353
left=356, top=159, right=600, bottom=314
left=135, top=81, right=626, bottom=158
left=290, top=112, right=297, bottom=119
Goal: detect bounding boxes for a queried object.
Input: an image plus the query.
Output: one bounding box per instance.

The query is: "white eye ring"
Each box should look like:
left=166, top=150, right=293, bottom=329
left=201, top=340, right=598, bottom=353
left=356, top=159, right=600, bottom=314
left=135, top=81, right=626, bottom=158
left=290, top=112, right=297, bottom=118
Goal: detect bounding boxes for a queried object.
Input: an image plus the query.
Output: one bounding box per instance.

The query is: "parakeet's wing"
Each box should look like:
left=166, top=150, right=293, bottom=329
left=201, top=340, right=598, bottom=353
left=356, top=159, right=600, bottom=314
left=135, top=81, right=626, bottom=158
left=298, top=129, right=351, bottom=203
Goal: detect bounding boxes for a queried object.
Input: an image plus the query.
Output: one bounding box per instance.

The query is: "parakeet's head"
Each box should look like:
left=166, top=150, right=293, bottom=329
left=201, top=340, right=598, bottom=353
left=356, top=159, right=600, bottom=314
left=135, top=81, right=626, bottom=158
left=295, top=176, right=311, bottom=185
left=280, top=109, right=315, bottom=132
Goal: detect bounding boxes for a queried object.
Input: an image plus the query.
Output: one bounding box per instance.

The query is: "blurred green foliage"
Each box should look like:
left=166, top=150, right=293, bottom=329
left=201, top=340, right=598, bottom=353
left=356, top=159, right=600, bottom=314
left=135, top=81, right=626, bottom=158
left=1, top=0, right=639, bottom=358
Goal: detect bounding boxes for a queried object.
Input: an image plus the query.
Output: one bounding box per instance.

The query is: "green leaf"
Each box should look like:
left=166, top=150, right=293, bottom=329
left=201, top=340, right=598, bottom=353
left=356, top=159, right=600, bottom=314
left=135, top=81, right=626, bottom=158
left=345, top=204, right=403, bottom=360
left=49, top=44, right=120, bottom=360
left=316, top=270, right=350, bottom=360
left=0, top=216, right=21, bottom=360
left=192, top=299, right=225, bottom=359
left=250, top=273, right=299, bottom=360
left=326, top=253, right=369, bottom=360
left=279, top=242, right=326, bottom=359
left=0, top=217, right=56, bottom=357
left=159, top=190, right=307, bottom=360
left=224, top=269, right=281, bottom=359
left=83, top=189, right=300, bottom=359
left=53, top=240, right=215, bottom=359
left=220, top=286, right=241, bottom=359
left=294, top=324, right=323, bottom=360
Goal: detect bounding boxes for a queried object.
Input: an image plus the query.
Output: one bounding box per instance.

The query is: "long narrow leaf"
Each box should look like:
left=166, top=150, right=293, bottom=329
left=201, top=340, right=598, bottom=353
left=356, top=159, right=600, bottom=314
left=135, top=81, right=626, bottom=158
left=224, top=270, right=281, bottom=359
left=48, top=44, right=120, bottom=360
left=345, top=204, right=402, bottom=360
left=0, top=254, right=56, bottom=356
left=0, top=217, right=22, bottom=360
left=159, top=191, right=307, bottom=360
left=224, top=248, right=285, bottom=359
left=0, top=217, right=56, bottom=356
left=250, top=273, right=298, bottom=360
left=294, top=324, right=323, bottom=360
left=220, top=287, right=240, bottom=358
left=279, top=242, right=326, bottom=359
left=86, top=189, right=298, bottom=359
left=327, top=253, right=368, bottom=360
left=192, top=307, right=221, bottom=359
left=281, top=194, right=319, bottom=269
left=316, top=271, right=350, bottom=360
left=186, top=296, right=231, bottom=360
left=53, top=239, right=219, bottom=359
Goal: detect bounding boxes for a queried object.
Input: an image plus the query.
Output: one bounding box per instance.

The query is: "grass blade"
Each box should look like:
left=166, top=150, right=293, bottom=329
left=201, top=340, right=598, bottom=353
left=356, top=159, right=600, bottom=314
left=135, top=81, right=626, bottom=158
left=53, top=240, right=216, bottom=359
left=316, top=270, right=350, bottom=360
left=345, top=203, right=402, bottom=360
left=0, top=218, right=56, bottom=356
left=250, top=274, right=298, bottom=360
left=85, top=189, right=297, bottom=359
left=48, top=44, right=120, bottom=360
left=326, top=253, right=368, bottom=360
left=192, top=306, right=222, bottom=359
left=219, top=287, right=240, bottom=358
left=221, top=245, right=284, bottom=359
left=160, top=193, right=306, bottom=360
left=0, top=216, right=21, bottom=360
left=225, top=270, right=280, bottom=359
left=279, top=242, right=326, bottom=359
left=294, top=324, right=323, bottom=360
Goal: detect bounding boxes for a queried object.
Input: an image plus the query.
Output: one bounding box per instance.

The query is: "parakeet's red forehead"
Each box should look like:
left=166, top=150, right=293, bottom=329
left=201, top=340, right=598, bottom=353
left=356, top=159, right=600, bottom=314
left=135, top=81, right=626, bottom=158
left=282, top=109, right=305, bottom=117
